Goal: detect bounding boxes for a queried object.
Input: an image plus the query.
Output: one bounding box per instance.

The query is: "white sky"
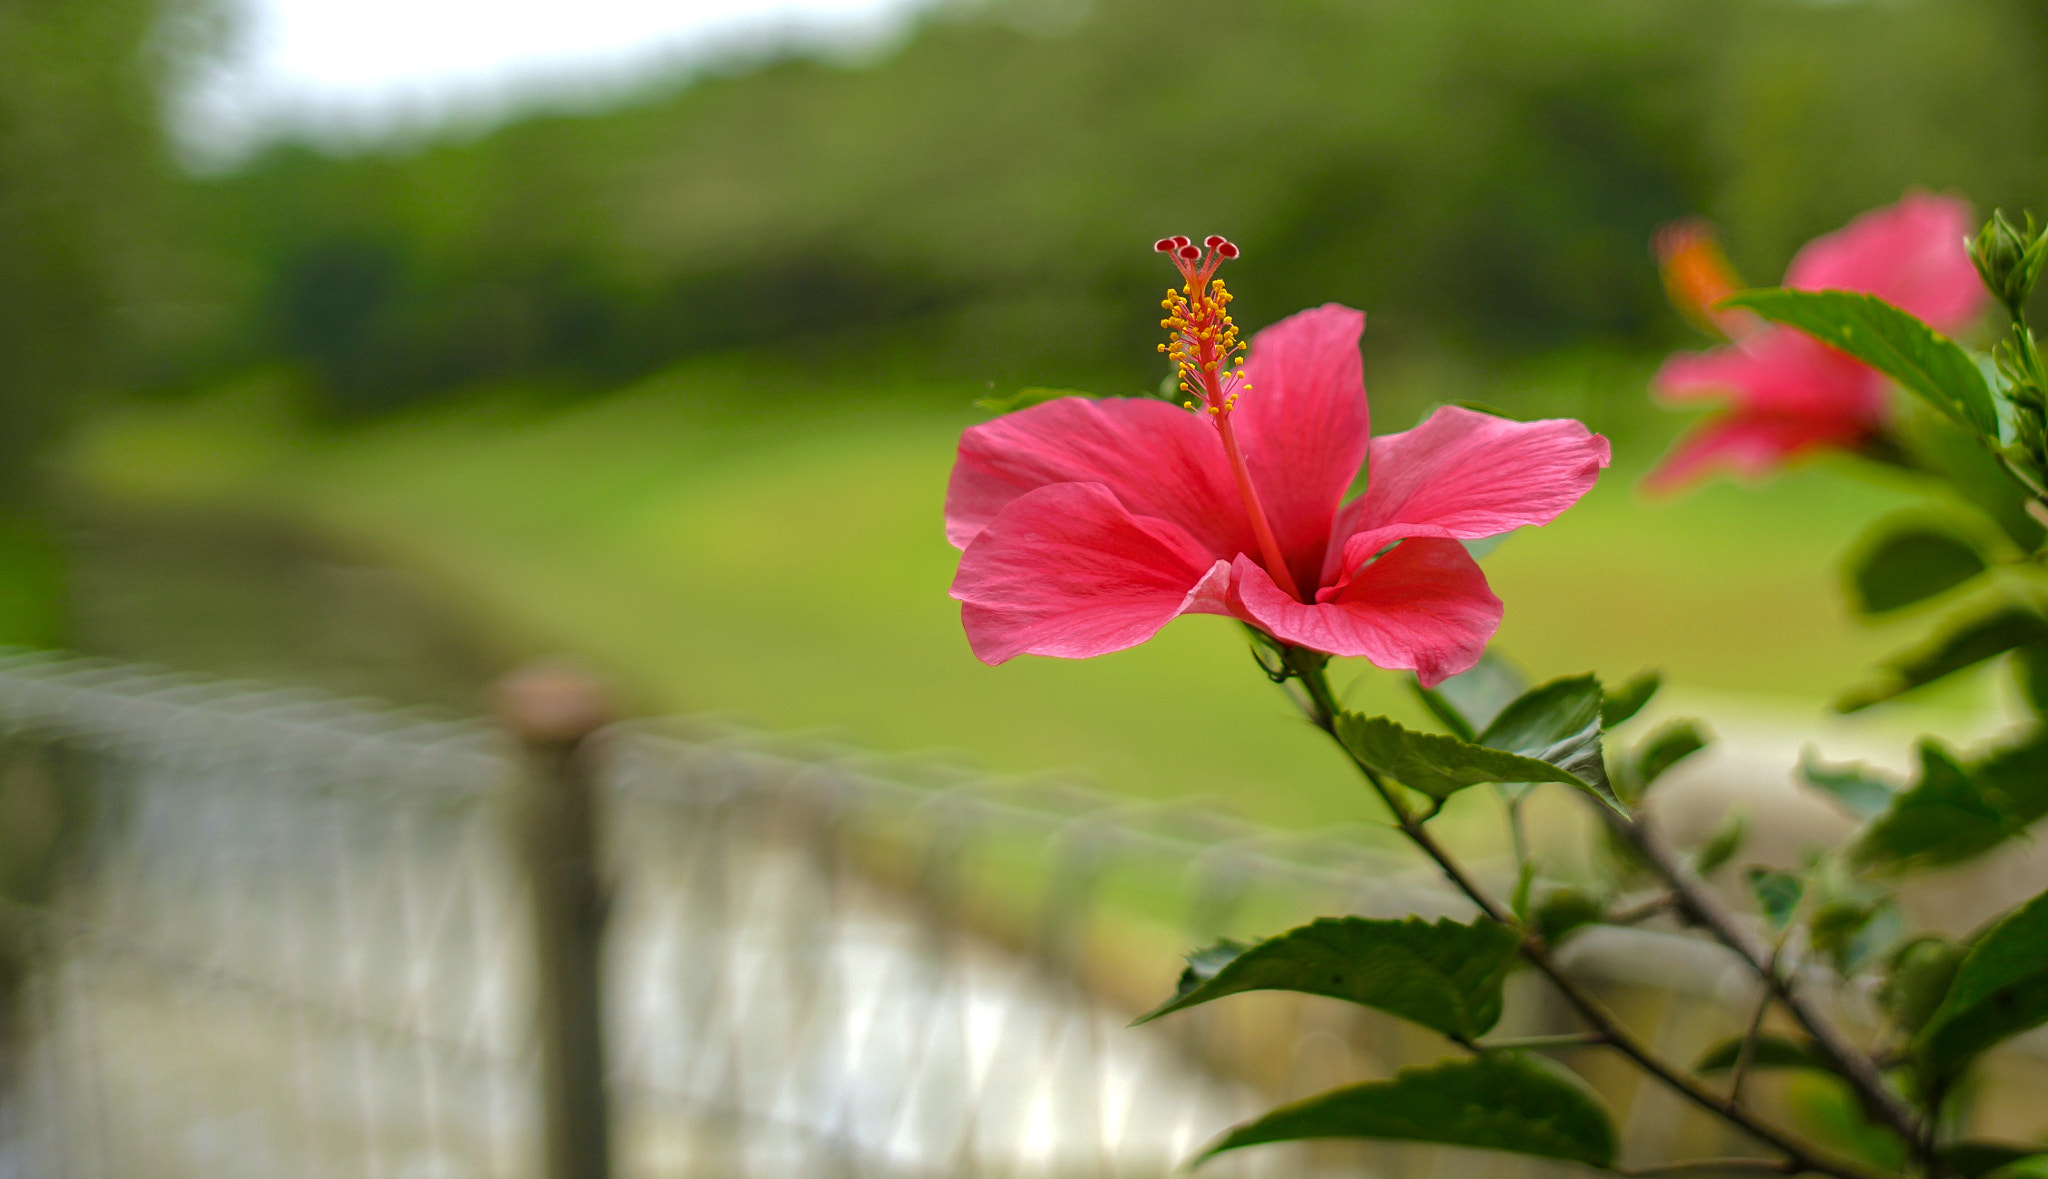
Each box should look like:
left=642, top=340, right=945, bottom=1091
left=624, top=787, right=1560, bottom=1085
left=179, top=0, right=925, bottom=160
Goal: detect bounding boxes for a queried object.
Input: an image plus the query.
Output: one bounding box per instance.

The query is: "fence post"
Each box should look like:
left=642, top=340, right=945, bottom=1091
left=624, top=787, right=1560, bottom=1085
left=498, top=665, right=615, bottom=1179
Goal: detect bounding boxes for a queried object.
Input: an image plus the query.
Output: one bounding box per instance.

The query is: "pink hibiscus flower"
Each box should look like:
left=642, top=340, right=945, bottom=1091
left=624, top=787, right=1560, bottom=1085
left=1647, top=194, right=1987, bottom=491
left=946, top=235, right=1611, bottom=686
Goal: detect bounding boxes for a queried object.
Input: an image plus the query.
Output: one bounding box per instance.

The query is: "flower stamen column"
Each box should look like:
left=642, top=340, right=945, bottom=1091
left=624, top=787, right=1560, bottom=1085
left=1156, top=235, right=1305, bottom=602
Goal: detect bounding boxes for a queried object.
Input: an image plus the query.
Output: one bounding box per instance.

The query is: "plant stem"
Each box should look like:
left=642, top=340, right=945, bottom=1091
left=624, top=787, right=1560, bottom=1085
left=1505, top=788, right=1532, bottom=866
left=1477, top=1031, right=1609, bottom=1052
left=1614, top=816, right=1929, bottom=1162
left=1609, top=892, right=1677, bottom=925
left=1729, top=955, right=1778, bottom=1107
left=1278, top=649, right=1900, bottom=1179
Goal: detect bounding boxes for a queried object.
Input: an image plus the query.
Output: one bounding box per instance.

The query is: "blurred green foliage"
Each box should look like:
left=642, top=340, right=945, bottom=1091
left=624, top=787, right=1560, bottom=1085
left=110, top=0, right=2048, bottom=421
left=0, top=0, right=205, bottom=485
left=0, top=0, right=214, bottom=642
left=0, top=512, right=64, bottom=648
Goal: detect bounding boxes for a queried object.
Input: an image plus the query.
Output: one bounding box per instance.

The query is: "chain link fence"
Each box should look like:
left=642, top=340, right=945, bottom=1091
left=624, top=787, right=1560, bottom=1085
left=1, top=648, right=2014, bottom=1178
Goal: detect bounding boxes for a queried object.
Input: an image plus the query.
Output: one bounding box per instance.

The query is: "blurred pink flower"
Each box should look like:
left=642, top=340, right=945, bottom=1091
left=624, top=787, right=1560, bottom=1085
left=946, top=237, right=1610, bottom=686
left=1647, top=194, right=1986, bottom=492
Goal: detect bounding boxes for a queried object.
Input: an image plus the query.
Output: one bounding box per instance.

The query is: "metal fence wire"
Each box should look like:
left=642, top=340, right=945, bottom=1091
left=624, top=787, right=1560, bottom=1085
left=0, top=649, right=1982, bottom=1179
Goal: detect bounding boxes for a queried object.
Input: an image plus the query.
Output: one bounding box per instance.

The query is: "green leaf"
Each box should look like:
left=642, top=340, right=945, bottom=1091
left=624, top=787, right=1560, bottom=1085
left=1847, top=520, right=1989, bottom=614
left=1881, top=937, right=1967, bottom=1036
left=1602, top=670, right=1660, bottom=728
left=1533, top=887, right=1605, bottom=947
left=1694, top=1033, right=1828, bottom=1074
left=1747, top=868, right=1804, bottom=929
left=1916, top=888, right=2048, bottom=1081
left=1838, top=607, right=2048, bottom=713
left=1855, top=742, right=2013, bottom=870
left=1941, top=1142, right=2048, bottom=1179
left=2015, top=647, right=2048, bottom=715
left=1845, top=727, right=2048, bottom=870
left=1163, top=939, right=1250, bottom=1003
left=1478, top=674, right=1611, bottom=796
left=1636, top=720, right=1709, bottom=792
left=1724, top=288, right=1998, bottom=437
left=1965, top=727, right=2048, bottom=833
left=1134, top=916, right=1521, bottom=1040
left=1810, top=899, right=1894, bottom=975
left=1784, top=1071, right=1909, bottom=1174
left=1694, top=811, right=1748, bottom=876
left=1336, top=714, right=1593, bottom=803
left=973, top=386, right=1094, bottom=414
left=1427, top=652, right=1528, bottom=736
left=1899, top=412, right=2045, bottom=551
left=1985, top=1156, right=2048, bottom=1179
left=1199, top=1053, right=1615, bottom=1168
left=1800, top=748, right=1897, bottom=820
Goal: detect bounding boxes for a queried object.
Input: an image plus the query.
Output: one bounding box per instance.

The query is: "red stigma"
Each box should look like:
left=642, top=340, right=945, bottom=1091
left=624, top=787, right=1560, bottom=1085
left=1154, top=233, right=1241, bottom=286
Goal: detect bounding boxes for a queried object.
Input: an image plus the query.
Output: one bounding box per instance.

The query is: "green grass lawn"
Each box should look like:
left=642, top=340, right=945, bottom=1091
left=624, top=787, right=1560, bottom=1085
left=66, top=356, right=1991, bottom=838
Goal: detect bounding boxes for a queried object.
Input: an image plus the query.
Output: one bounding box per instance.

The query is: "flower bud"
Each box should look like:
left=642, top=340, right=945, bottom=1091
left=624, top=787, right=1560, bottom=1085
left=1996, top=327, right=2048, bottom=489
left=1970, top=209, right=2048, bottom=315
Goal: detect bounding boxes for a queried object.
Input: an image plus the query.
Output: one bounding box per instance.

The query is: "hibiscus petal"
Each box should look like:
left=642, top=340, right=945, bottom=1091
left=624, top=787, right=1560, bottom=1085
left=951, top=482, right=1232, bottom=665
left=1327, top=406, right=1609, bottom=583
left=945, top=396, right=1248, bottom=560
left=1653, top=327, right=1884, bottom=420
left=1231, top=304, right=1373, bottom=588
left=1784, top=193, right=1985, bottom=330
left=1642, top=410, right=1871, bottom=494
left=1230, top=541, right=1501, bottom=688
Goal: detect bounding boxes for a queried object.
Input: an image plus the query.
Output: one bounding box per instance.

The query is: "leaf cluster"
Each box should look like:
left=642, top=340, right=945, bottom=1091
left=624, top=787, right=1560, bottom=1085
left=1708, top=249, right=2048, bottom=1144
left=1138, top=663, right=1745, bottom=1169
left=1815, top=736, right=2048, bottom=872
left=1142, top=913, right=1619, bottom=1168
left=1346, top=671, right=1640, bottom=813
left=1187, top=638, right=2048, bottom=1173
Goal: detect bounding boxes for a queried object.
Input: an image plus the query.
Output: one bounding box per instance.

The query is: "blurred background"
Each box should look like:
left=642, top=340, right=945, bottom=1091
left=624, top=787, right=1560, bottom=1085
left=9, top=0, right=2048, bottom=821
left=8, top=0, right=2048, bottom=1173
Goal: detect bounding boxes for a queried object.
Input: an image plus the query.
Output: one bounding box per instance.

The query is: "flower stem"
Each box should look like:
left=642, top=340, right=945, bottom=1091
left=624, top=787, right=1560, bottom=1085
left=1275, top=647, right=1901, bottom=1179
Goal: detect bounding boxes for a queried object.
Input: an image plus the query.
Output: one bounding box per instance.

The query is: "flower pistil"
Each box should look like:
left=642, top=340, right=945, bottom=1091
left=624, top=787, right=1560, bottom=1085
left=1156, top=235, right=1249, bottom=415
left=1154, top=234, right=1305, bottom=602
